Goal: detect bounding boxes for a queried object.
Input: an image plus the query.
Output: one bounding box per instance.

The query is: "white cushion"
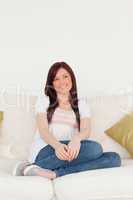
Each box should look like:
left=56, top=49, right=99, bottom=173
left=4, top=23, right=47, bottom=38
left=54, top=158, right=133, bottom=200
left=0, top=175, right=53, bottom=200
left=0, top=94, right=37, bottom=160
left=0, top=156, right=54, bottom=200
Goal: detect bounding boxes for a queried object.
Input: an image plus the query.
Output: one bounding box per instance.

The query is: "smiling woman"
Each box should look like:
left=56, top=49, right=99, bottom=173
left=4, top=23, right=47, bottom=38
left=53, top=68, right=72, bottom=96
left=52, top=68, right=73, bottom=111
left=13, top=61, right=121, bottom=179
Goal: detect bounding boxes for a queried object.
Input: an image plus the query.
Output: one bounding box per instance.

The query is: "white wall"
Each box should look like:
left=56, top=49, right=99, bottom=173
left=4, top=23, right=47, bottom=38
left=0, top=0, right=133, bottom=98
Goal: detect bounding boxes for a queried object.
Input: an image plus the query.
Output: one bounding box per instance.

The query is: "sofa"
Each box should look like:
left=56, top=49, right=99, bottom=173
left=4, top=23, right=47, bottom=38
left=0, top=93, right=133, bottom=200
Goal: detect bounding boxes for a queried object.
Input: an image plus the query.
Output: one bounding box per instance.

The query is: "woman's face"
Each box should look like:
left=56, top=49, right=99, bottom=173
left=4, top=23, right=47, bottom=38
left=53, top=68, right=72, bottom=95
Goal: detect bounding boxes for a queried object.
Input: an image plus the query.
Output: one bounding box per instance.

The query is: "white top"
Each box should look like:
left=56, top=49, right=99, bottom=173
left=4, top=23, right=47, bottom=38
left=28, top=95, right=91, bottom=163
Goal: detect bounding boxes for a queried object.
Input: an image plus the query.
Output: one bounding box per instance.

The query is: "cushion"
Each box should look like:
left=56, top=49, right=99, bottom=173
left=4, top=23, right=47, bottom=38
left=105, top=112, right=133, bottom=157
left=54, top=164, right=133, bottom=200
left=0, top=111, right=3, bottom=136
left=0, top=94, right=37, bottom=160
left=0, top=111, right=3, bottom=126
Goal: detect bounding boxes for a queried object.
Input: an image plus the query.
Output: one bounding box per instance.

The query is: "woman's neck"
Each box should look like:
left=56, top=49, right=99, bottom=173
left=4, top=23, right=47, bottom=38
left=57, top=93, right=71, bottom=109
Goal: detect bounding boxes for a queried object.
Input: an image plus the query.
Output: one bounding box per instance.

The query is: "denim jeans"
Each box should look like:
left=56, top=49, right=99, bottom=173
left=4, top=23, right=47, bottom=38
left=33, top=140, right=121, bottom=177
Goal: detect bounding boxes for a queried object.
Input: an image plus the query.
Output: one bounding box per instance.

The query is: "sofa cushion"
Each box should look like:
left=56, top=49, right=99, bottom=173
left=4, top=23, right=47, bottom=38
left=54, top=161, right=133, bottom=200
left=0, top=111, right=3, bottom=124
left=0, top=156, right=54, bottom=200
left=105, top=112, right=133, bottom=157
left=0, top=175, right=53, bottom=200
left=0, top=111, right=3, bottom=134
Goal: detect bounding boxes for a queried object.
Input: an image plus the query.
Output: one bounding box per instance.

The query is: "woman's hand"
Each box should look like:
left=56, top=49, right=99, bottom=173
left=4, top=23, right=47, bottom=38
left=67, top=135, right=81, bottom=161
left=55, top=143, right=69, bottom=160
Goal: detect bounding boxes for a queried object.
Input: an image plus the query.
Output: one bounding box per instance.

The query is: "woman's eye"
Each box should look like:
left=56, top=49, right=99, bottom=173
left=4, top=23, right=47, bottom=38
left=54, top=78, right=59, bottom=81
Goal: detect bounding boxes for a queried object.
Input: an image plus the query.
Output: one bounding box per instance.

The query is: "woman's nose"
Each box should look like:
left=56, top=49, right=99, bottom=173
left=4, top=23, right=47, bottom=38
left=60, top=79, right=66, bottom=85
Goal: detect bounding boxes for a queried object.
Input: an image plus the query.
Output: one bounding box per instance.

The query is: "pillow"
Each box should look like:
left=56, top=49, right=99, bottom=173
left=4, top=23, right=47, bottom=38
left=105, top=112, right=133, bottom=157
left=0, top=111, right=3, bottom=127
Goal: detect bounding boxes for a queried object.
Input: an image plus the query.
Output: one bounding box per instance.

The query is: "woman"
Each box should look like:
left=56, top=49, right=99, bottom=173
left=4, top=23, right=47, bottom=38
left=13, top=61, right=121, bottom=179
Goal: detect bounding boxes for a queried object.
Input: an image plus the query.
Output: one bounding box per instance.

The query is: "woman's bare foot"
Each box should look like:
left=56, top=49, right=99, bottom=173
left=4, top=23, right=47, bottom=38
left=23, top=165, right=56, bottom=179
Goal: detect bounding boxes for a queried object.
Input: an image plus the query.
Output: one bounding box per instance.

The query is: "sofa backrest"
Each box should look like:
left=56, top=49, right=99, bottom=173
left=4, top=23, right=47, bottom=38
left=0, top=93, right=132, bottom=160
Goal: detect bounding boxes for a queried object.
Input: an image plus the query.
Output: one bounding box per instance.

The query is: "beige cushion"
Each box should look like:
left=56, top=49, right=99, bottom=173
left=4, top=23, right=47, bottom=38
left=105, top=112, right=133, bottom=157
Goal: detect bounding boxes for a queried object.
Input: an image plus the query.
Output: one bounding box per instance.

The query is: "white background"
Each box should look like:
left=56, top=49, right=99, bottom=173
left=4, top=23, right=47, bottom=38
left=0, top=0, right=133, bottom=97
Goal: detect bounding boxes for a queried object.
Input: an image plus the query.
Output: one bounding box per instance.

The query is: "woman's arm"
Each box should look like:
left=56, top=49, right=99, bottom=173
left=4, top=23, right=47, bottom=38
left=75, top=117, right=91, bottom=141
left=67, top=117, right=91, bottom=161
left=36, top=113, right=61, bottom=150
left=36, top=113, right=70, bottom=160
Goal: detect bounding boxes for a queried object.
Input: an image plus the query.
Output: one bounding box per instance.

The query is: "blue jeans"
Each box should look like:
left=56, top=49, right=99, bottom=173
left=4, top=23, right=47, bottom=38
left=33, top=140, right=121, bottom=177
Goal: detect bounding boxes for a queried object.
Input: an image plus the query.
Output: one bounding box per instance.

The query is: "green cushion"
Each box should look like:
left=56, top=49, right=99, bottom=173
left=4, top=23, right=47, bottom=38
left=105, top=112, right=133, bottom=157
left=0, top=111, right=3, bottom=123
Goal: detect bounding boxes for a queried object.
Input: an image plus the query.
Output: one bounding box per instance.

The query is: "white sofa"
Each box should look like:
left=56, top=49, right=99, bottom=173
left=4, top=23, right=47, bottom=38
left=0, top=93, right=133, bottom=200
